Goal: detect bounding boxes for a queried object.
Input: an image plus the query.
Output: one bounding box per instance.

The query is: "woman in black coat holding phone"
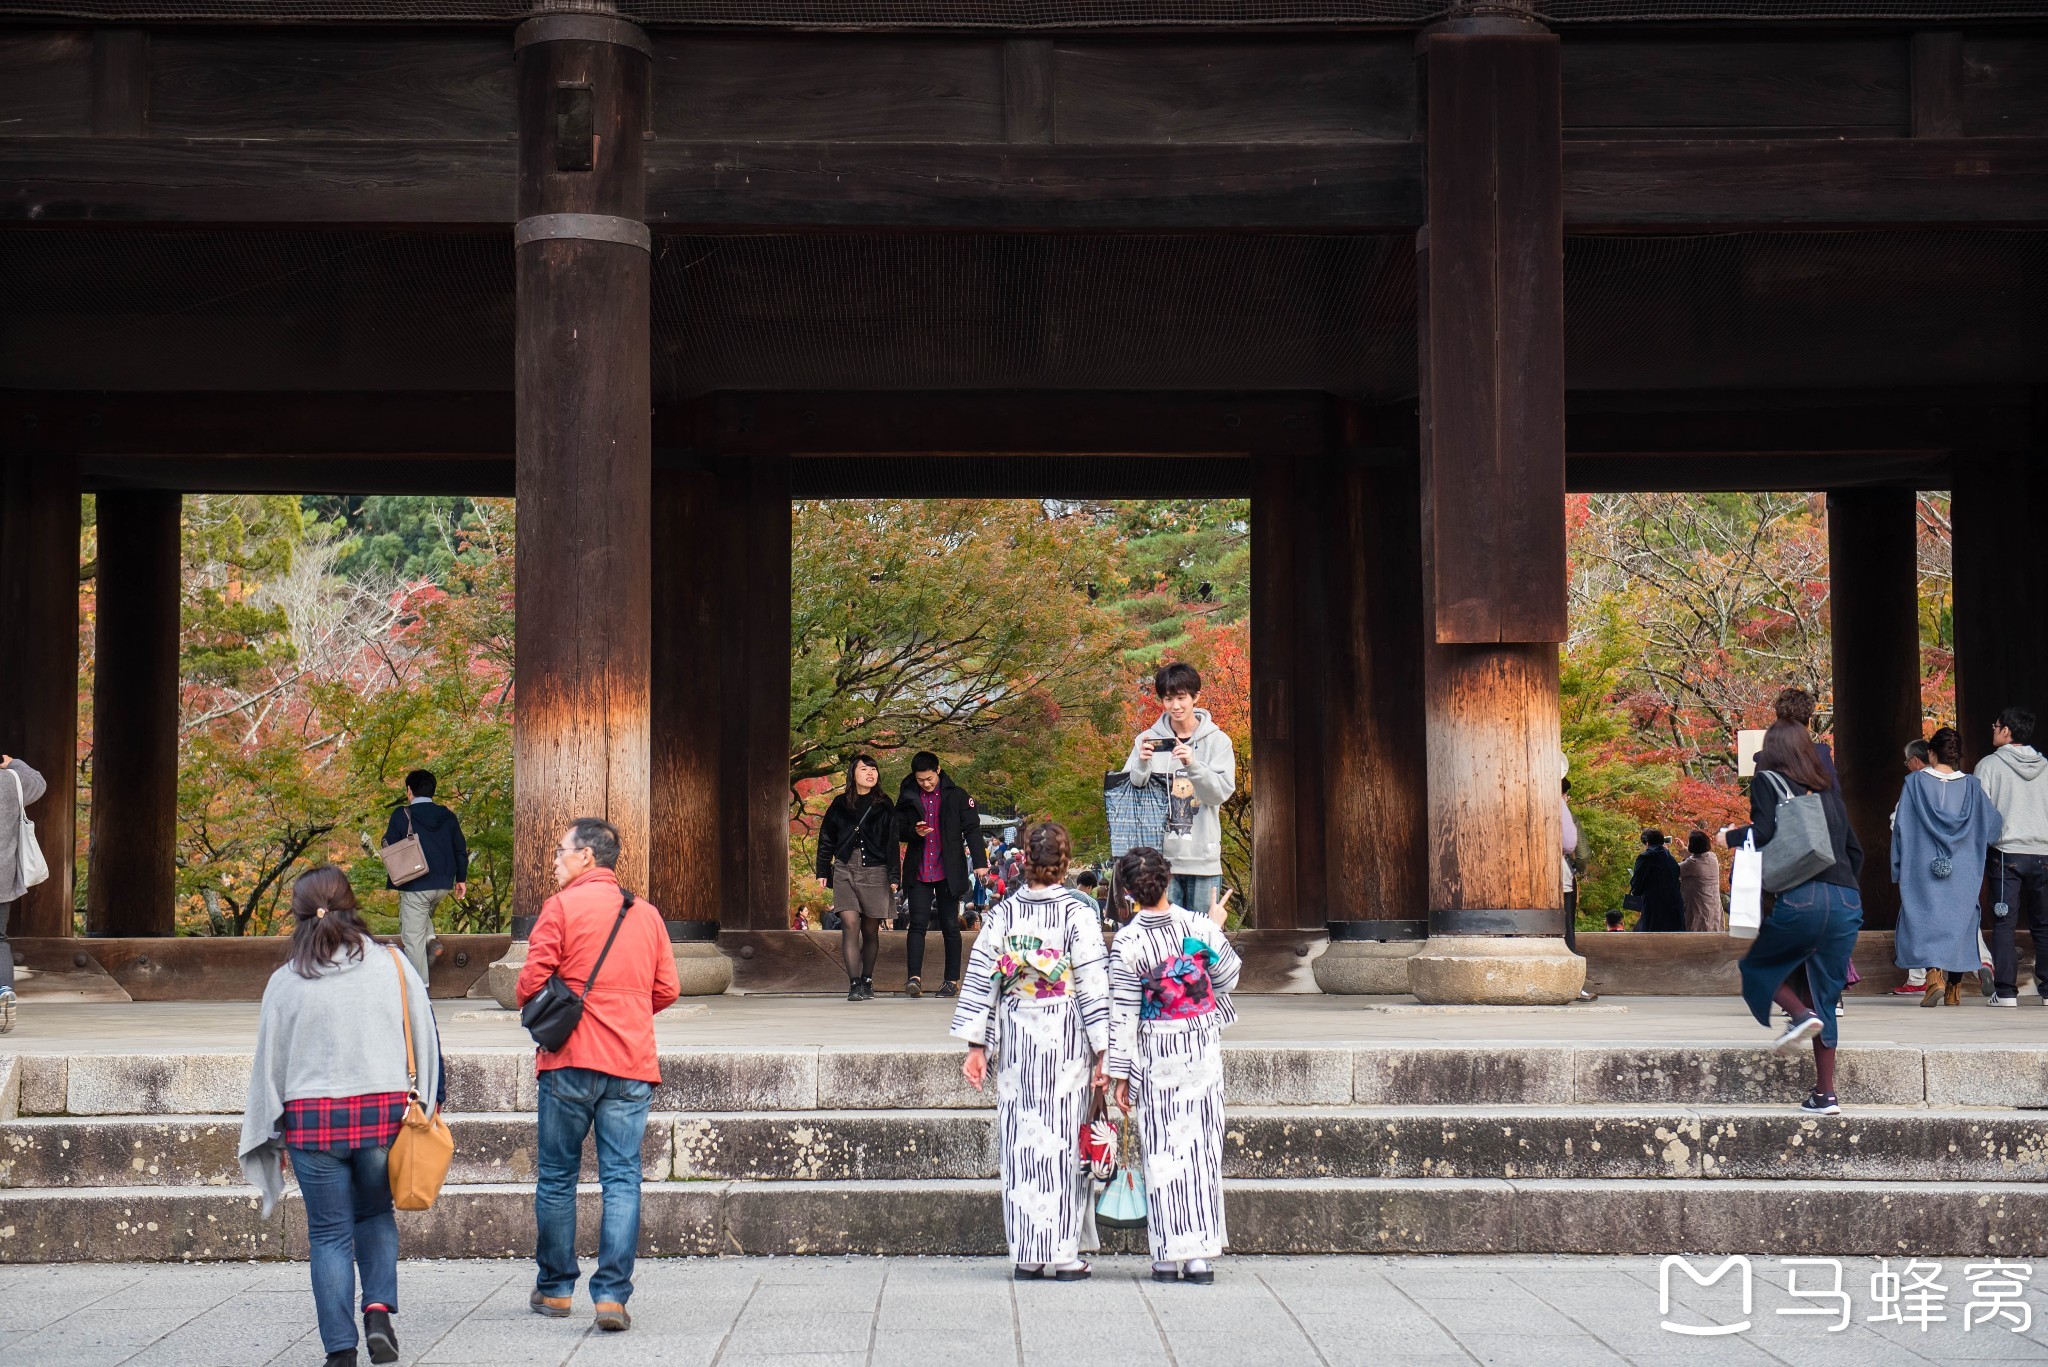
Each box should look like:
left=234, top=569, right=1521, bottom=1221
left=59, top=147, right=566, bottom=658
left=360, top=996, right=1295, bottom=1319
left=816, top=755, right=900, bottom=1001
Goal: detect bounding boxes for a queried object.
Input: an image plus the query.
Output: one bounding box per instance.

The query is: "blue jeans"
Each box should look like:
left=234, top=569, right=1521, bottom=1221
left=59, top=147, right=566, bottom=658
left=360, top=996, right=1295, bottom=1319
left=535, top=1066, right=653, bottom=1305
left=1171, top=874, right=1221, bottom=917
left=1739, top=880, right=1863, bottom=1050
left=289, top=1145, right=399, bottom=1354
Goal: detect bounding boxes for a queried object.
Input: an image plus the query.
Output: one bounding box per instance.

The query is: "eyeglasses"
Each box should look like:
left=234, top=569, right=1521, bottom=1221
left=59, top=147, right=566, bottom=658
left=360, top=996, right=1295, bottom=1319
left=552, top=845, right=585, bottom=860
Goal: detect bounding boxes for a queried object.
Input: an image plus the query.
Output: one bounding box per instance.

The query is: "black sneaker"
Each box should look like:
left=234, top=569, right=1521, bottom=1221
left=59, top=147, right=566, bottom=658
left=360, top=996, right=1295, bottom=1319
left=363, top=1309, right=397, bottom=1365
left=904, top=976, right=922, bottom=999
left=1800, top=1091, right=1841, bottom=1115
left=936, top=980, right=959, bottom=998
left=846, top=979, right=862, bottom=1002
left=858, top=977, right=875, bottom=1000
left=323, top=1352, right=359, bottom=1367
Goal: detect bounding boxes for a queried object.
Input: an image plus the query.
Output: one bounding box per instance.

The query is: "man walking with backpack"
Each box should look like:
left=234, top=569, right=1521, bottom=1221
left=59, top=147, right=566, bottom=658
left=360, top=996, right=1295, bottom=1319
left=516, top=818, right=679, bottom=1332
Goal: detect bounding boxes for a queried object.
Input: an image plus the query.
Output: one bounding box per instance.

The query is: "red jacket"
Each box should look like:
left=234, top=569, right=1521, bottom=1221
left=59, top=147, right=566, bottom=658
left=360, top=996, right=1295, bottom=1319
left=515, top=867, right=680, bottom=1083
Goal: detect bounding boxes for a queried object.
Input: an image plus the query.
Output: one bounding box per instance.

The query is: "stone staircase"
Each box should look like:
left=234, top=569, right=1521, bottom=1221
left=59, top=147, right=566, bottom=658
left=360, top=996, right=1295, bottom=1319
left=3, top=1041, right=2046, bottom=1262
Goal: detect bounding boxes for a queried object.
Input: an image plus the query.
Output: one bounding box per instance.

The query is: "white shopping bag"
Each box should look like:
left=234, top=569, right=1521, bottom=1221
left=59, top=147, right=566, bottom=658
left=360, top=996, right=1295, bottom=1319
left=1728, top=833, right=1762, bottom=940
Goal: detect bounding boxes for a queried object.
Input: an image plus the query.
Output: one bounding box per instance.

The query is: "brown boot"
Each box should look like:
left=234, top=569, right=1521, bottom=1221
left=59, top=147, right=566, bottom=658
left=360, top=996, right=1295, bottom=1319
left=1920, top=970, right=1946, bottom=1007
left=1946, top=975, right=1964, bottom=1007
left=529, top=1290, right=572, bottom=1318
left=594, top=1302, right=631, bottom=1332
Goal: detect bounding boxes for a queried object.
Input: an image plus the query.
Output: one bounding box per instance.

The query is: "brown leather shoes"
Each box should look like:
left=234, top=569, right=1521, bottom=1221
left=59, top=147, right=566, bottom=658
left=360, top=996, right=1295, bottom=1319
left=594, top=1301, right=632, bottom=1332
left=529, top=1290, right=572, bottom=1318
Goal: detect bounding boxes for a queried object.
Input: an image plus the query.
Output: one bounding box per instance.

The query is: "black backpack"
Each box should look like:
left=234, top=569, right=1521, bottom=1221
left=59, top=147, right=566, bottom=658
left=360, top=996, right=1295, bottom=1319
left=520, top=889, right=635, bottom=1053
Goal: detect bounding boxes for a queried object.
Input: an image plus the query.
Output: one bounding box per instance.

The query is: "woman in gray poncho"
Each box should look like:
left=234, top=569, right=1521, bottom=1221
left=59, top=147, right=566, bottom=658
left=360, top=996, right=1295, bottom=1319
left=1892, top=726, right=2002, bottom=1007
left=240, top=866, right=441, bottom=1367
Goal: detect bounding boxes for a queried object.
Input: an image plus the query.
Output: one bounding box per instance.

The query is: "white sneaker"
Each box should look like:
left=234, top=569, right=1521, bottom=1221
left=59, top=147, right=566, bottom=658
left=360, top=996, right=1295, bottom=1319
left=1989, top=995, right=2019, bottom=1008
left=1773, top=1014, right=1824, bottom=1051
left=0, top=987, right=13, bottom=1035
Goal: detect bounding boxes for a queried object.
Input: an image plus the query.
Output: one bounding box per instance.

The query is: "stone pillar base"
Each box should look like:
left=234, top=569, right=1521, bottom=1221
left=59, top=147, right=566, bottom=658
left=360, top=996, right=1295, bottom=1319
left=484, top=937, right=733, bottom=1008
left=1312, top=939, right=1424, bottom=995
left=1406, top=935, right=1585, bottom=1005
left=673, top=940, right=734, bottom=996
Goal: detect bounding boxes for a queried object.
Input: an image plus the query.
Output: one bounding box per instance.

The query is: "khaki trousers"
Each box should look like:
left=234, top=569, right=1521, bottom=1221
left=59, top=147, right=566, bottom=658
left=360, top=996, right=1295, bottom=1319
left=397, top=887, right=447, bottom=981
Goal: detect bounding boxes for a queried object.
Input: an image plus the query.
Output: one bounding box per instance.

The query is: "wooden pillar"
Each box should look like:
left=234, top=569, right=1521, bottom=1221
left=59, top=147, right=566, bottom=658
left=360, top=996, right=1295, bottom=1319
left=0, top=454, right=80, bottom=937
left=1415, top=17, right=1567, bottom=942
left=86, top=490, right=180, bottom=935
left=511, top=11, right=652, bottom=914
left=650, top=465, right=721, bottom=924
left=1826, top=488, right=1922, bottom=932
left=1954, top=446, right=2048, bottom=768
left=1323, top=452, right=1429, bottom=925
left=1250, top=452, right=1300, bottom=927
left=715, top=454, right=791, bottom=931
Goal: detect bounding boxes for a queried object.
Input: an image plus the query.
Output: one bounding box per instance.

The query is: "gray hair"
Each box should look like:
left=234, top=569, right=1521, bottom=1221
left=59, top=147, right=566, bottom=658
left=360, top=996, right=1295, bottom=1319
left=567, top=817, right=621, bottom=870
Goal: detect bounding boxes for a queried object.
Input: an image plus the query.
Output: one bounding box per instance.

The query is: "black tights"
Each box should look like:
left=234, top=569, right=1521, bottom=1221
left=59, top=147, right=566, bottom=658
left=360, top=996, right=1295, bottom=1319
left=841, top=913, right=881, bottom=982
left=1773, top=980, right=1838, bottom=1095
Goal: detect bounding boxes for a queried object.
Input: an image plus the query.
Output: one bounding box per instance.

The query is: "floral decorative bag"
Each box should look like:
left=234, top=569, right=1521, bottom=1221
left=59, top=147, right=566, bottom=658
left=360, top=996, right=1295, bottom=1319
left=1139, top=937, right=1219, bottom=1022
left=1096, top=1114, right=1147, bottom=1229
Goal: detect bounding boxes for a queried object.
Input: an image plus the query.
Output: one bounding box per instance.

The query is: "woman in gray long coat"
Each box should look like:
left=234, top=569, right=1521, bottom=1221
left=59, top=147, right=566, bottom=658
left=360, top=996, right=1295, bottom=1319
left=1892, top=726, right=2001, bottom=1006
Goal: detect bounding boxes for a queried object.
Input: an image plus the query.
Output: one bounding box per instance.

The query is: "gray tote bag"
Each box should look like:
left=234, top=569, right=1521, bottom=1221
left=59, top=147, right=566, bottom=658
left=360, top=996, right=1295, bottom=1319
left=1756, top=769, right=1836, bottom=893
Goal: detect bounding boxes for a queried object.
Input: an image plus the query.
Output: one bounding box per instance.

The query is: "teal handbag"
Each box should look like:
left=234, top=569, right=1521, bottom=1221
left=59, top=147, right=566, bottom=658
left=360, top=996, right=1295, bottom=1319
left=1096, top=1114, right=1147, bottom=1229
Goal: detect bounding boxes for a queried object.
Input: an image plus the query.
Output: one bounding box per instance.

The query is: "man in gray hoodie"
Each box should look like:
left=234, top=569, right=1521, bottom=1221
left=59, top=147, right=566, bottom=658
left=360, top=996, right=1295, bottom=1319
left=1123, top=662, right=1237, bottom=915
left=1973, top=706, right=2048, bottom=1006
left=0, top=753, right=48, bottom=1035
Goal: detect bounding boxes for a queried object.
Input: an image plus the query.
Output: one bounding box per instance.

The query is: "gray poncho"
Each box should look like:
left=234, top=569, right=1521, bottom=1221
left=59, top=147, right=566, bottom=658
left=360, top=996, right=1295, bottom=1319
left=1891, top=768, right=2001, bottom=974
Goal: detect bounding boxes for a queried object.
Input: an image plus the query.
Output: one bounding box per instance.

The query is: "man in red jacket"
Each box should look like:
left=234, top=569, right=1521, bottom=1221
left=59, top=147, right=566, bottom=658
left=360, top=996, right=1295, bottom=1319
left=516, top=817, right=679, bottom=1333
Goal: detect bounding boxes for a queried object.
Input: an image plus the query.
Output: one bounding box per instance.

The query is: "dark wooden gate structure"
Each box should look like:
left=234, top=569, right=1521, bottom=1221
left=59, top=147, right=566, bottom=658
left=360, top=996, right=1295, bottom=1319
left=3, top=3, right=2046, bottom=952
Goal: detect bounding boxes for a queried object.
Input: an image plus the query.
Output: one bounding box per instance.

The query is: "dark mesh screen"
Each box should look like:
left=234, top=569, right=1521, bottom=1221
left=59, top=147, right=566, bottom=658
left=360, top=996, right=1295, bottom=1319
left=1, top=227, right=2042, bottom=396
left=1, top=2, right=2044, bottom=25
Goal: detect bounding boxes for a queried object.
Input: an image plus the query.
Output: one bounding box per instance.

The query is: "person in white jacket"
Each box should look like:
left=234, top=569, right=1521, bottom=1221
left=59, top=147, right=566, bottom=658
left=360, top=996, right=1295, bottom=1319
left=1123, top=662, right=1238, bottom=915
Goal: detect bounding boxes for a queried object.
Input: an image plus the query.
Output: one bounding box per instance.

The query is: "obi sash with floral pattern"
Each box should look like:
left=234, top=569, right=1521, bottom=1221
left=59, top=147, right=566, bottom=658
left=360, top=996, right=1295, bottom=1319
left=1139, top=937, right=1219, bottom=1022
left=992, top=934, right=1072, bottom=1001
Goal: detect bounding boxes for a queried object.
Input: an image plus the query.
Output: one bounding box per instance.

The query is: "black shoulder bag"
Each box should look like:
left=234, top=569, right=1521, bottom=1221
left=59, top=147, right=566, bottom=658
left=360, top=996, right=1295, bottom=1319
left=521, top=889, right=635, bottom=1053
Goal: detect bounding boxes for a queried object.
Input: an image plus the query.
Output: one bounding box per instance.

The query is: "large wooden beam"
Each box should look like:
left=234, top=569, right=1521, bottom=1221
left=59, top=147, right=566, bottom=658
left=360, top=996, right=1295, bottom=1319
left=1826, top=488, right=1923, bottom=933
left=85, top=490, right=181, bottom=936
left=650, top=466, right=722, bottom=924
left=1416, top=21, right=1566, bottom=946
left=6, top=135, right=2046, bottom=229
left=0, top=453, right=79, bottom=938
left=721, top=454, right=792, bottom=931
left=1249, top=452, right=1299, bottom=930
left=510, top=14, right=653, bottom=913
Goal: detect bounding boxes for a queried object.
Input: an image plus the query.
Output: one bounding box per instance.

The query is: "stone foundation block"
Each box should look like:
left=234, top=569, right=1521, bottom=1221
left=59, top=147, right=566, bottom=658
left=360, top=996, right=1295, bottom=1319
left=672, top=1111, right=996, bottom=1181
left=1406, top=936, right=1586, bottom=1006
left=1923, top=1045, right=2048, bottom=1108
left=1354, top=1046, right=1575, bottom=1106
left=0, top=1055, right=16, bottom=1121
left=652, top=1049, right=818, bottom=1112
left=674, top=942, right=734, bottom=996
left=319, top=1183, right=725, bottom=1259
left=485, top=940, right=526, bottom=1011
left=0, top=1116, right=243, bottom=1188
left=0, top=1188, right=288, bottom=1261
left=721, top=1179, right=1005, bottom=1256
left=1310, top=939, right=1422, bottom=995
left=19, top=1057, right=66, bottom=1116
left=1221, top=1046, right=1356, bottom=1105
left=65, top=1053, right=253, bottom=1116
left=443, top=1051, right=535, bottom=1113
left=816, top=1047, right=990, bottom=1110
left=1572, top=1046, right=1923, bottom=1106
left=1223, top=1178, right=1518, bottom=1254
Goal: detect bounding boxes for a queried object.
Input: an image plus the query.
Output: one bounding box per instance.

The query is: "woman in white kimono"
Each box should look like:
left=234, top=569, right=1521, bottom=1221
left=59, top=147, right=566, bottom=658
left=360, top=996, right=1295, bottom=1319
left=952, top=821, right=1112, bottom=1281
left=1107, top=845, right=1240, bottom=1284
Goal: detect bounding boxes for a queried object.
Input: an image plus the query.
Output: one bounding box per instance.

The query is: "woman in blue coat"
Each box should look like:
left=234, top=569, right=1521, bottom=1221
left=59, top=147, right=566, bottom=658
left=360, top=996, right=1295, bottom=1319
left=1892, top=726, right=2001, bottom=1007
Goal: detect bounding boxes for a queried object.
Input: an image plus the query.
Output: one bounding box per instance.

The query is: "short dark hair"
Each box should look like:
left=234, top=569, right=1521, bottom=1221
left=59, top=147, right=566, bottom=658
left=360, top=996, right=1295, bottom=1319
left=910, top=751, right=941, bottom=775
left=1641, top=828, right=1665, bottom=847
left=1687, top=829, right=1711, bottom=856
left=405, top=769, right=437, bottom=798
left=567, top=817, right=621, bottom=869
left=1605, top=909, right=1625, bottom=927
left=1075, top=871, right=1099, bottom=888
left=1153, top=662, right=1202, bottom=699
left=1998, top=707, right=2036, bottom=745
left=1774, top=687, right=1817, bottom=728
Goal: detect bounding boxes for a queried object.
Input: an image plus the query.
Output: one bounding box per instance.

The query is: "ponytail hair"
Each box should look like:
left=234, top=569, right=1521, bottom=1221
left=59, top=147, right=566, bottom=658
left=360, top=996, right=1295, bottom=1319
left=288, top=865, right=369, bottom=979
left=1929, top=725, right=1963, bottom=769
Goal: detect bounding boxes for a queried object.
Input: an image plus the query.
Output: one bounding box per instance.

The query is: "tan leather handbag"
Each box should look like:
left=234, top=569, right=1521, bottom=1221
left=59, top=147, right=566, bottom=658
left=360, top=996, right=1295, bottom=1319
left=379, top=808, right=431, bottom=886
left=385, top=947, right=454, bottom=1210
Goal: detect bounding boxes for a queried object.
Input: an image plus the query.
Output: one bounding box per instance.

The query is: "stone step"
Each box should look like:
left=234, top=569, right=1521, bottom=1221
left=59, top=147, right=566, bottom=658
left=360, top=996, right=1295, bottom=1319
left=8, top=1106, right=2047, bottom=1189
left=3, top=1176, right=2046, bottom=1263
left=13, top=1041, right=2048, bottom=1115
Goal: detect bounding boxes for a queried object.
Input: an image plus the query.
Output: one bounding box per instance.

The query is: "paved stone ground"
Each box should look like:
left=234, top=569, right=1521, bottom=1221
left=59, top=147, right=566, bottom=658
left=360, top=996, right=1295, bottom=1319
left=12, top=990, right=2048, bottom=1054
left=4, top=1255, right=2045, bottom=1366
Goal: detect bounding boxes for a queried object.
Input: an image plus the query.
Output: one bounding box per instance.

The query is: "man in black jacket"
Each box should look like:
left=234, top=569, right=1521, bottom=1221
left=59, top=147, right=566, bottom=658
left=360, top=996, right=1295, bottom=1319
left=383, top=769, right=470, bottom=980
left=896, top=752, right=989, bottom=998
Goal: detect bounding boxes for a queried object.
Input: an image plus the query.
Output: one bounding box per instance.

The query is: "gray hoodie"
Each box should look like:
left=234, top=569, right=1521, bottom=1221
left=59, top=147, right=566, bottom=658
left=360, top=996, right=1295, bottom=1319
left=1123, top=709, right=1238, bottom=877
left=1973, top=744, right=2048, bottom=855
